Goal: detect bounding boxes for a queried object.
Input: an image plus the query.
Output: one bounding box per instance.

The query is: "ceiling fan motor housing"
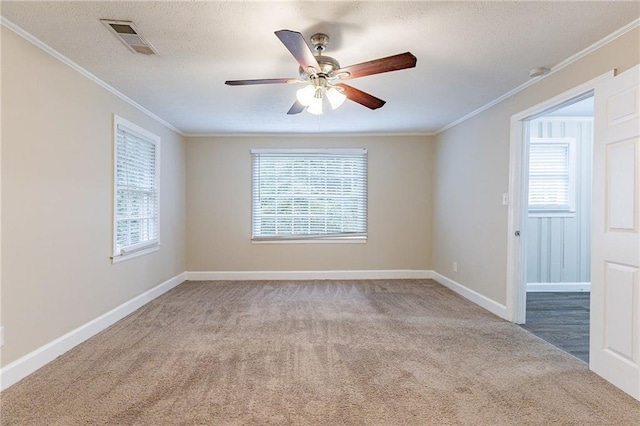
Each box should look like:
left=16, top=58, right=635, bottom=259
left=298, top=33, right=341, bottom=79
left=299, top=55, right=341, bottom=79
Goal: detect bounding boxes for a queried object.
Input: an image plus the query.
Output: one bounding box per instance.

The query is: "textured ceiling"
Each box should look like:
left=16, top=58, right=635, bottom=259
left=1, top=1, right=638, bottom=135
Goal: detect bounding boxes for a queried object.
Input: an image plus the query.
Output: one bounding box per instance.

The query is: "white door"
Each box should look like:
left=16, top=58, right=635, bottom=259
left=591, top=64, right=640, bottom=400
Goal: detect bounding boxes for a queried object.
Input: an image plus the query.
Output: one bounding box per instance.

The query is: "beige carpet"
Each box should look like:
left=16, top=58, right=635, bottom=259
left=1, top=279, right=639, bottom=425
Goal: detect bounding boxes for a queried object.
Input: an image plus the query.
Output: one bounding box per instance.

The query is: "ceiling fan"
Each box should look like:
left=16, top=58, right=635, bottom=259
left=225, top=30, right=417, bottom=115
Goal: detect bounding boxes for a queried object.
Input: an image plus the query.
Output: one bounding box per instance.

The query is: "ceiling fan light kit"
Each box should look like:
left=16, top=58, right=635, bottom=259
left=295, top=73, right=347, bottom=115
left=225, top=30, right=417, bottom=115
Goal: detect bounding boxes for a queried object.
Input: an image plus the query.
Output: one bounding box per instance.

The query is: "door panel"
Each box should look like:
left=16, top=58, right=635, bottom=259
left=607, top=139, right=637, bottom=230
left=592, top=64, right=640, bottom=400
left=604, top=262, right=636, bottom=361
left=608, top=87, right=638, bottom=127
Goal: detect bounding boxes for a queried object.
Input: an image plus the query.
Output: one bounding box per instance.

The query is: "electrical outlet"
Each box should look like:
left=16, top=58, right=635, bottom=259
left=502, top=193, right=509, bottom=206
left=0, top=326, right=4, bottom=348
left=452, top=262, right=458, bottom=272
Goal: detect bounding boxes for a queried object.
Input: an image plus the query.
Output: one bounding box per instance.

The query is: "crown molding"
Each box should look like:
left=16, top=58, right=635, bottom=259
left=0, top=16, right=434, bottom=139
left=433, top=17, right=640, bottom=135
left=0, top=17, right=186, bottom=137
left=185, top=131, right=437, bottom=138
left=3, top=14, right=637, bottom=139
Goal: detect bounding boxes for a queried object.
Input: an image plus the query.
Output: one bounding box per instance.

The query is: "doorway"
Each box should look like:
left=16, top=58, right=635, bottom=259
left=507, top=67, right=640, bottom=400
left=519, top=97, right=594, bottom=362
left=506, top=72, right=613, bottom=327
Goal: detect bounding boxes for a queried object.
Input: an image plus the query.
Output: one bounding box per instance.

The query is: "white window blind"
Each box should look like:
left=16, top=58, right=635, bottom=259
left=251, top=149, right=367, bottom=241
left=528, top=138, right=575, bottom=211
left=113, top=116, right=160, bottom=259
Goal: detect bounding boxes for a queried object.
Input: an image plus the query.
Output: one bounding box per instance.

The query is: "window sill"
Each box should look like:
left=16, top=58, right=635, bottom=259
left=252, top=238, right=367, bottom=245
left=111, top=244, right=160, bottom=264
left=528, top=211, right=576, bottom=218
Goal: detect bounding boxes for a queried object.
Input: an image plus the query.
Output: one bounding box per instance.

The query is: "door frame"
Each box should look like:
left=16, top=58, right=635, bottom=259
left=505, top=70, right=615, bottom=324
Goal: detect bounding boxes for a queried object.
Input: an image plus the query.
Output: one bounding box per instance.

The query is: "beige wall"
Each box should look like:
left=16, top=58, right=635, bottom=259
left=432, top=27, right=640, bottom=305
left=3, top=12, right=636, bottom=371
left=0, top=27, right=187, bottom=366
left=186, top=135, right=433, bottom=272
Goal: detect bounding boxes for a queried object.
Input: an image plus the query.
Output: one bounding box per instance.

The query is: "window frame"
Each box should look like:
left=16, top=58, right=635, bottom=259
left=112, top=115, right=161, bottom=263
left=527, top=137, right=577, bottom=217
left=251, top=148, right=368, bottom=243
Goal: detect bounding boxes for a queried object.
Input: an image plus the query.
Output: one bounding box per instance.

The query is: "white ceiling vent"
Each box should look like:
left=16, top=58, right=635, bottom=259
left=100, top=19, right=157, bottom=55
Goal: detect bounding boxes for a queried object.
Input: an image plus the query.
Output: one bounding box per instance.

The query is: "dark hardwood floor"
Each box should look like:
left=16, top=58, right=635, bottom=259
left=520, top=292, right=590, bottom=363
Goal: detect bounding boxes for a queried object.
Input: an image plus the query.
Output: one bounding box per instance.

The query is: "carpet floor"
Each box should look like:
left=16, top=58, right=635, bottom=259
left=1, top=279, right=639, bottom=425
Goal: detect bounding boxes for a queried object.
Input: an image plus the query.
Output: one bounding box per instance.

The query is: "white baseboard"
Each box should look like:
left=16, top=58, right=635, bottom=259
left=0, top=269, right=502, bottom=391
left=431, top=272, right=509, bottom=320
left=186, top=270, right=433, bottom=281
left=527, top=282, right=591, bottom=292
left=0, top=272, right=187, bottom=391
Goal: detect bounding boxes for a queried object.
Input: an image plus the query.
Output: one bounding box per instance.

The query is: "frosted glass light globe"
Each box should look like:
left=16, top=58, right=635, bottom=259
left=307, top=96, right=323, bottom=115
left=296, top=85, right=315, bottom=106
left=326, top=87, right=347, bottom=110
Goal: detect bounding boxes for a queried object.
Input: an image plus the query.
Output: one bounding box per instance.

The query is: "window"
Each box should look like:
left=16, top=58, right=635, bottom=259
left=528, top=138, right=576, bottom=214
left=112, top=115, right=160, bottom=262
left=251, top=148, right=367, bottom=241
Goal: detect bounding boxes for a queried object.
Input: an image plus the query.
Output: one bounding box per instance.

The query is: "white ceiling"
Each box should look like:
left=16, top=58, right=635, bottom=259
left=1, top=1, right=638, bottom=135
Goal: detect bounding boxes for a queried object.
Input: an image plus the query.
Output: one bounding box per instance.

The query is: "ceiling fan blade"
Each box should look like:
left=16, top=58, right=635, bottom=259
left=275, top=30, right=320, bottom=73
left=287, top=100, right=306, bottom=115
left=335, top=83, right=386, bottom=110
left=334, top=52, right=417, bottom=80
left=225, top=78, right=298, bottom=86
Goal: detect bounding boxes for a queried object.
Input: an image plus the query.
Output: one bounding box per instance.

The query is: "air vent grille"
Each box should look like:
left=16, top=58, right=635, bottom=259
left=131, top=45, right=156, bottom=55
left=101, top=19, right=157, bottom=55
left=120, top=33, right=145, bottom=46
